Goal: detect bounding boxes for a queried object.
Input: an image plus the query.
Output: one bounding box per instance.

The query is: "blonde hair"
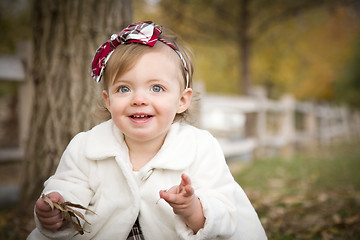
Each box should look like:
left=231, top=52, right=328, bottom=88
left=100, top=28, right=194, bottom=121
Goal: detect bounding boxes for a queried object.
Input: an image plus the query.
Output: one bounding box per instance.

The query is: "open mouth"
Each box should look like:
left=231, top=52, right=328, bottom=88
left=130, top=114, right=153, bottom=119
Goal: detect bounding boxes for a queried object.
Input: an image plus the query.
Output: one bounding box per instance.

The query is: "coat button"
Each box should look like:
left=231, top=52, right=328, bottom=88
left=141, top=168, right=154, bottom=181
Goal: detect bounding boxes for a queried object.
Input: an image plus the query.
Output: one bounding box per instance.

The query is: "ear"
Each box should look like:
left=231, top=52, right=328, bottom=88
left=177, top=88, right=193, bottom=114
left=102, top=90, right=111, bottom=111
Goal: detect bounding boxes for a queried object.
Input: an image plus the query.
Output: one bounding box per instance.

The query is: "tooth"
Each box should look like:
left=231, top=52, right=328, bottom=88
left=132, top=115, right=150, bottom=118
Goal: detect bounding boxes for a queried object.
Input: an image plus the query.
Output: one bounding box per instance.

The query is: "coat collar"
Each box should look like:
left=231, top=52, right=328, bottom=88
left=84, top=120, right=196, bottom=171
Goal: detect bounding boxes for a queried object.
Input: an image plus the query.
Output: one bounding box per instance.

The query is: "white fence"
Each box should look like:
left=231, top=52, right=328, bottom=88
left=197, top=89, right=360, bottom=160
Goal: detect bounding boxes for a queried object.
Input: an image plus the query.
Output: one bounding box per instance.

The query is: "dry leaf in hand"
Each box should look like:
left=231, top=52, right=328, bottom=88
left=41, top=194, right=96, bottom=235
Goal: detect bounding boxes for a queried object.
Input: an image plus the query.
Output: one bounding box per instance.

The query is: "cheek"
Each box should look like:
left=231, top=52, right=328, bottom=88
left=160, top=98, right=181, bottom=115
left=108, top=98, right=125, bottom=114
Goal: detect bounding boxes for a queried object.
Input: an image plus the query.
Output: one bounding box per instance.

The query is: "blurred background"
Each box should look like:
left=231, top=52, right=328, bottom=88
left=0, top=0, right=360, bottom=239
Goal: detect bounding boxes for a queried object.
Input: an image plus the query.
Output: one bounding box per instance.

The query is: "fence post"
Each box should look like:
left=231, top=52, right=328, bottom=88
left=339, top=106, right=351, bottom=142
left=279, top=94, right=296, bottom=157
left=350, top=110, right=360, bottom=139
left=250, top=87, right=267, bottom=157
left=303, top=103, right=318, bottom=149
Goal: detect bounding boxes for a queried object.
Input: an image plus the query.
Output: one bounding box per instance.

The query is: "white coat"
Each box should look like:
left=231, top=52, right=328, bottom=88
left=28, top=120, right=267, bottom=240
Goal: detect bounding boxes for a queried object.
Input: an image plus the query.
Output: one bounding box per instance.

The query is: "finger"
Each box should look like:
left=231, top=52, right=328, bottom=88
left=47, top=192, right=65, bottom=204
left=160, top=190, right=175, bottom=203
left=183, top=185, right=194, bottom=197
left=37, top=210, right=64, bottom=231
left=36, top=208, right=61, bottom=218
left=180, top=173, right=191, bottom=188
left=40, top=220, right=64, bottom=231
left=165, top=186, right=178, bottom=195
left=160, top=190, right=187, bottom=205
left=36, top=198, right=52, bottom=212
left=159, top=190, right=169, bottom=201
left=37, top=212, right=63, bottom=225
left=36, top=192, right=65, bottom=212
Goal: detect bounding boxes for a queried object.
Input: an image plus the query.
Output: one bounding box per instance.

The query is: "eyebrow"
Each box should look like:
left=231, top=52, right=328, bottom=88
left=112, top=78, right=170, bottom=86
left=111, top=78, right=127, bottom=86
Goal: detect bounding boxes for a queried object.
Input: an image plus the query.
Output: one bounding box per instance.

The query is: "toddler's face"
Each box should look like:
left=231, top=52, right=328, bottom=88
left=103, top=47, right=192, bottom=146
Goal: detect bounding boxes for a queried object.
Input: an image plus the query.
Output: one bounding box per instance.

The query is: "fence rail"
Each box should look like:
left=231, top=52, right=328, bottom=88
left=197, top=90, right=360, bottom=160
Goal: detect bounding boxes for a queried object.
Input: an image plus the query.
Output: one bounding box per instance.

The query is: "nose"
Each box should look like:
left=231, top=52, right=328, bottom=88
left=131, top=90, right=148, bottom=106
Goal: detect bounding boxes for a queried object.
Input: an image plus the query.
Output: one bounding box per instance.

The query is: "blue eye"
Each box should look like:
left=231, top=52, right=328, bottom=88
left=151, top=85, right=163, bottom=92
left=118, top=86, right=130, bottom=93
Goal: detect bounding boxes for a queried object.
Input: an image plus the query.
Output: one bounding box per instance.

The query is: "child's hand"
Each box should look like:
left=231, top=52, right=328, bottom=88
left=35, top=192, right=65, bottom=231
left=159, top=173, right=205, bottom=233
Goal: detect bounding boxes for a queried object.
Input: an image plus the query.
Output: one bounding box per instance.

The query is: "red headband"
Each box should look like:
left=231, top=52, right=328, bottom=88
left=90, top=21, right=189, bottom=87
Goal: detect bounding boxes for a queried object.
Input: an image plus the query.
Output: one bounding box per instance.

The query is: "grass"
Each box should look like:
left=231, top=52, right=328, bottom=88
left=233, top=140, right=360, bottom=239
left=1, top=140, right=359, bottom=239
left=235, top=141, right=360, bottom=191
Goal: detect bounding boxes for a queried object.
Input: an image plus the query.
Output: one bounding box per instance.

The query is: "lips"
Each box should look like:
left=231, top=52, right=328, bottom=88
left=129, top=114, right=153, bottom=123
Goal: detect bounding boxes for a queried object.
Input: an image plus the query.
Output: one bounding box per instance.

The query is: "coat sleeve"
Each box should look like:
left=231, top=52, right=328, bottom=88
left=32, top=132, right=94, bottom=240
left=175, top=131, right=267, bottom=240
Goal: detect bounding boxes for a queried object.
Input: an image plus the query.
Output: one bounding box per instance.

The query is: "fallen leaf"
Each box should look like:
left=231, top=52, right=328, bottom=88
left=41, top=194, right=54, bottom=211
left=332, top=214, right=341, bottom=224
left=42, top=194, right=96, bottom=235
left=282, top=195, right=304, bottom=205
left=344, top=215, right=359, bottom=225
left=63, top=202, right=96, bottom=215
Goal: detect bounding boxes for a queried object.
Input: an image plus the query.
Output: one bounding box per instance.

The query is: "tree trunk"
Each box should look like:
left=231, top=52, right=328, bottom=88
left=19, top=0, right=132, bottom=213
left=239, top=0, right=256, bottom=138
left=239, top=0, right=251, bottom=96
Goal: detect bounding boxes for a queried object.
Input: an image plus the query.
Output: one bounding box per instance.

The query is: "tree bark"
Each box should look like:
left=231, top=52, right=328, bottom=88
left=239, top=0, right=251, bottom=96
left=19, top=0, right=132, bottom=213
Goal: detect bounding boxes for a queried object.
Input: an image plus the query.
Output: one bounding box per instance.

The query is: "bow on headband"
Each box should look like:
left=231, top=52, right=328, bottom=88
left=91, top=21, right=190, bottom=88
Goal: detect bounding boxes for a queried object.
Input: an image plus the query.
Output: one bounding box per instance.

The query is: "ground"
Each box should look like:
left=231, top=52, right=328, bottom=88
left=1, top=141, right=359, bottom=239
left=232, top=140, right=360, bottom=240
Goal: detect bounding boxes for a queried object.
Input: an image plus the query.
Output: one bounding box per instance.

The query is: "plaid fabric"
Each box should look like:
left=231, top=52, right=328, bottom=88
left=90, top=21, right=189, bottom=87
left=90, top=21, right=161, bottom=83
left=127, top=218, right=145, bottom=240
left=119, top=21, right=161, bottom=47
